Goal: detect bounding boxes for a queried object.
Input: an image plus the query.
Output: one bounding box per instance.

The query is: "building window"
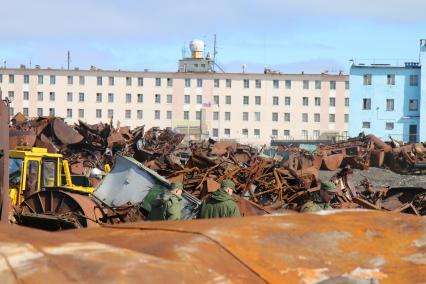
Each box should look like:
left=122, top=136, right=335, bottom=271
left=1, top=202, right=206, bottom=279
left=125, top=110, right=131, bottom=119
left=409, top=99, right=418, bottom=111
left=255, top=96, right=261, bottom=105
left=330, top=81, right=336, bottom=90
left=185, top=78, right=191, bottom=87
left=166, top=111, right=172, bottom=120
left=302, top=97, right=309, bottom=106
left=68, top=75, right=73, bottom=85
left=345, top=81, right=349, bottom=89
left=212, top=128, right=219, bottom=137
left=22, top=108, right=28, bottom=117
left=272, top=129, right=278, bottom=138
left=314, top=113, right=320, bottom=122
left=345, top=114, right=349, bottom=123
left=214, top=79, right=220, bottom=88
left=138, top=77, right=143, bottom=86
left=243, top=96, right=249, bottom=105
left=302, top=130, right=308, bottom=139
left=49, top=108, right=55, bottom=116
left=386, top=99, right=394, bottom=111
left=213, top=96, right=219, bottom=105
left=242, top=128, right=248, bottom=137
left=7, top=91, right=14, bottom=101
left=167, top=78, right=173, bottom=87
left=363, top=74, right=372, bottom=85
left=410, top=75, right=418, bottom=86
left=0, top=74, right=2, bottom=83
left=385, top=122, right=394, bottom=130
left=313, top=130, right=320, bottom=139
left=196, top=95, right=202, bottom=104
left=9, top=74, right=14, bottom=83
left=79, top=92, right=85, bottom=102
left=302, top=113, right=308, bottom=122
left=96, top=109, right=102, bottom=118
left=108, top=93, right=114, bottom=103
left=126, top=93, right=132, bottom=103
left=315, top=97, right=321, bottom=106
left=96, top=93, right=102, bottom=103
left=284, top=96, right=291, bottom=106
left=155, top=78, right=161, bottom=86
left=255, top=79, right=261, bottom=88
left=387, top=74, right=395, bottom=85
left=23, top=91, right=29, bottom=101
left=197, top=79, right=203, bottom=87
left=67, top=92, right=73, bottom=102
left=345, top=97, right=349, bottom=107
left=167, top=94, right=172, bottom=104
left=78, top=109, right=84, bottom=118
left=254, top=112, right=261, bottom=121
left=243, top=79, right=249, bottom=88
left=315, top=80, right=321, bottom=89
left=137, top=93, right=143, bottom=103
left=37, top=108, right=43, bottom=117
left=329, top=97, right=336, bottom=107
left=224, top=128, right=231, bottom=137
left=226, top=79, right=232, bottom=88
left=38, top=75, right=43, bottom=84
left=225, top=96, right=231, bottom=105
left=125, top=77, right=132, bottom=86
left=273, top=80, right=279, bottom=89
left=362, top=98, right=371, bottom=110
left=196, top=111, right=202, bottom=120
left=285, top=80, right=291, bottom=89
left=155, top=94, right=161, bottom=103
left=109, top=76, right=114, bottom=86
left=362, top=121, right=370, bottom=128
left=254, top=129, right=260, bottom=138
left=284, top=130, right=290, bottom=137
left=154, top=110, right=160, bottom=119
left=50, top=75, right=56, bottom=85
left=284, top=113, right=290, bottom=122
left=213, top=112, right=219, bottom=120
left=243, top=112, right=249, bottom=121
left=137, top=110, right=143, bottom=119
left=66, top=109, right=72, bottom=118
left=303, top=80, right=309, bottom=89
left=79, top=76, right=85, bottom=85
left=24, top=75, right=29, bottom=84
left=108, top=109, right=114, bottom=119
left=37, top=92, right=43, bottom=101
left=273, top=96, right=279, bottom=105
left=96, top=76, right=102, bottom=86
left=184, top=95, right=190, bottom=104
left=225, top=112, right=231, bottom=121
left=49, top=92, right=55, bottom=102
left=329, top=114, right=335, bottom=123
left=272, top=112, right=278, bottom=122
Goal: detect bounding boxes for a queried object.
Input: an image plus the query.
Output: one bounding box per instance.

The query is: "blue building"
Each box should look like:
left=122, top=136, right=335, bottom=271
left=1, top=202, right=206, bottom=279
left=349, top=40, right=425, bottom=142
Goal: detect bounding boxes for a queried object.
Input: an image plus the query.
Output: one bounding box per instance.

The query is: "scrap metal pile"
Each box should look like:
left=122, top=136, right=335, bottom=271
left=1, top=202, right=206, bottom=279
left=316, top=133, right=426, bottom=174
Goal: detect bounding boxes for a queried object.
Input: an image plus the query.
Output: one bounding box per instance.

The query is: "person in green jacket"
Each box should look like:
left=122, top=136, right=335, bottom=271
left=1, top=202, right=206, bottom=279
left=147, top=182, right=183, bottom=221
left=199, top=179, right=241, bottom=219
left=299, top=181, right=337, bottom=213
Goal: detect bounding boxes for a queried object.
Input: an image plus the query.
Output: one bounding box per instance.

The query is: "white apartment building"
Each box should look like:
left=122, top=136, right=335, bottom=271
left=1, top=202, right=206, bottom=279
left=0, top=67, right=349, bottom=145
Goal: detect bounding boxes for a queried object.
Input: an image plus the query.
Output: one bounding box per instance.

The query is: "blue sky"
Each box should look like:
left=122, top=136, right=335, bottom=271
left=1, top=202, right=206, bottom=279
left=1, top=0, right=425, bottom=73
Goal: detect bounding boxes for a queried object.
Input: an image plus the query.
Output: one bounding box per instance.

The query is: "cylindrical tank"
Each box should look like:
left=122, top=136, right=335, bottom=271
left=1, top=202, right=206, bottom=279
left=190, top=39, right=205, bottom=59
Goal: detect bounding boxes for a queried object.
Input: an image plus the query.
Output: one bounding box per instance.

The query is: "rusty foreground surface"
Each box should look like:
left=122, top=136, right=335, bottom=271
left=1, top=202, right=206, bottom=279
left=1, top=210, right=425, bottom=284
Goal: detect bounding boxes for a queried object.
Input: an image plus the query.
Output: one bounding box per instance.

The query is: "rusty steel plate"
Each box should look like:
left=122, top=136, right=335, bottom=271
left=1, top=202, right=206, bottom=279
left=53, top=118, right=84, bottom=145
left=321, top=154, right=344, bottom=171
left=9, top=129, right=36, bottom=149
left=1, top=210, right=425, bottom=283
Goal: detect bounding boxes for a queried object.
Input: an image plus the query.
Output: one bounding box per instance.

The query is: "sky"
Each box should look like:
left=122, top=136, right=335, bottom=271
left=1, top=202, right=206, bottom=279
left=1, top=0, right=425, bottom=74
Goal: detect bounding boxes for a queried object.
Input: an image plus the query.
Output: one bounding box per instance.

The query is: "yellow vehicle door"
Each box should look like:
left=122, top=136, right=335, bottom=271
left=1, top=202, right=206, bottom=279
left=22, top=159, right=41, bottom=203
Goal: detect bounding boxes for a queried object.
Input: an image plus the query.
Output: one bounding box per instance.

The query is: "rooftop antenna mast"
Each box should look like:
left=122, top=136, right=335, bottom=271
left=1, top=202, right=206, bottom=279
left=212, top=34, right=225, bottom=73
left=181, top=42, right=187, bottom=59
left=67, top=51, right=70, bottom=70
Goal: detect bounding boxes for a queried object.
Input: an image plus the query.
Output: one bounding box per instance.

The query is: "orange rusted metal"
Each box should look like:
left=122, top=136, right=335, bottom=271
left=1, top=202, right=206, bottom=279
left=0, top=211, right=425, bottom=283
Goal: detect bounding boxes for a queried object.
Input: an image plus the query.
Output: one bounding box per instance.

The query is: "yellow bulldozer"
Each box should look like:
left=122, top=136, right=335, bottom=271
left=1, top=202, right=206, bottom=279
left=9, top=146, right=94, bottom=206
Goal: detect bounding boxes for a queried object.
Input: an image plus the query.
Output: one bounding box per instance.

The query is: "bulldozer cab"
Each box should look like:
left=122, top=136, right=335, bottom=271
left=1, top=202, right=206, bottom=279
left=9, top=147, right=93, bottom=206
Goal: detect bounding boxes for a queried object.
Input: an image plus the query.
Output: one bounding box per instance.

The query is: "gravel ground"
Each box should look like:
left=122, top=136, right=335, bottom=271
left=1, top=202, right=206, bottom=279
left=319, top=167, right=426, bottom=189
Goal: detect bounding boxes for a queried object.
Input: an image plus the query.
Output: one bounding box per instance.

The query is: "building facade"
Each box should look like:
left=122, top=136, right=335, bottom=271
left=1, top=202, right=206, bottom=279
left=349, top=39, right=426, bottom=143
left=0, top=68, right=349, bottom=145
